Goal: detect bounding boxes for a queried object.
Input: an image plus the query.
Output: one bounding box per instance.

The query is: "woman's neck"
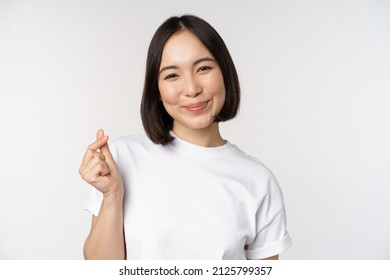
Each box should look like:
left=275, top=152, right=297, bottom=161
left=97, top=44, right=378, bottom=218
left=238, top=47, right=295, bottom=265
left=172, top=122, right=226, bottom=147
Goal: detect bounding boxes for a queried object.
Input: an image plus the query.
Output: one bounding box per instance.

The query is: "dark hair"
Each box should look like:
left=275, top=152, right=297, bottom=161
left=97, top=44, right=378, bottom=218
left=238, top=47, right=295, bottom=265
left=140, top=15, right=240, bottom=145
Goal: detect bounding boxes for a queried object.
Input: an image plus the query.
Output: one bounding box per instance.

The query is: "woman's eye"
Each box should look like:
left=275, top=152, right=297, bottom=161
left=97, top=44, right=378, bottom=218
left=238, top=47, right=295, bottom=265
left=197, top=66, right=211, bottom=72
left=164, top=74, right=178, bottom=80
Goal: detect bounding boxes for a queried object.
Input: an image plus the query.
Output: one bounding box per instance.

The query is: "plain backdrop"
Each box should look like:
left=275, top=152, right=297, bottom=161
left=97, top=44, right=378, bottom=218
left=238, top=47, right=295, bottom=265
left=0, top=0, right=389, bottom=259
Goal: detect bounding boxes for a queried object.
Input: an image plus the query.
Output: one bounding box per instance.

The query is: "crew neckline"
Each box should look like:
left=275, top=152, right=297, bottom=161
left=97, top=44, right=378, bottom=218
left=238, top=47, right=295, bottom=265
left=168, top=131, right=234, bottom=159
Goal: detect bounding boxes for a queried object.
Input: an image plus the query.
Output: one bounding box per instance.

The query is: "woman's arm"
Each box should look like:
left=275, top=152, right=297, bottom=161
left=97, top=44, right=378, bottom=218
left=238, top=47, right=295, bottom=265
left=83, top=190, right=125, bottom=259
left=80, top=129, right=125, bottom=259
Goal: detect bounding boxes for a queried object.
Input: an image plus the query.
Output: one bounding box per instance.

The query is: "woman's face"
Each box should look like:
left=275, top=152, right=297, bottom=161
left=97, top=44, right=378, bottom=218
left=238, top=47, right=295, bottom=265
left=158, top=29, right=226, bottom=133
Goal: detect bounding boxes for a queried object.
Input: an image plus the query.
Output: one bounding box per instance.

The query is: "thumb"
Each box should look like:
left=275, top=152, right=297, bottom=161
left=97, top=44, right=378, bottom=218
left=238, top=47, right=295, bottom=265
left=101, top=140, right=121, bottom=177
left=96, top=129, right=114, bottom=159
left=96, top=129, right=115, bottom=164
left=96, top=128, right=105, bottom=141
left=95, top=129, right=119, bottom=174
left=100, top=135, right=113, bottom=159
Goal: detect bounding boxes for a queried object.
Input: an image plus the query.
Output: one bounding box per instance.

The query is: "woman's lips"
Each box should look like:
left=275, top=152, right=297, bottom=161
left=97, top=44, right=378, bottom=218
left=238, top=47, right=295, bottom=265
left=184, top=101, right=209, bottom=112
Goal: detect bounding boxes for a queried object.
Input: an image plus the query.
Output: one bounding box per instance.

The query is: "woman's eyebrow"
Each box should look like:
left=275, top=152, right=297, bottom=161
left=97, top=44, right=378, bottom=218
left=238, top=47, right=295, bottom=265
left=193, top=56, right=215, bottom=66
left=159, top=65, right=178, bottom=74
left=159, top=57, right=216, bottom=74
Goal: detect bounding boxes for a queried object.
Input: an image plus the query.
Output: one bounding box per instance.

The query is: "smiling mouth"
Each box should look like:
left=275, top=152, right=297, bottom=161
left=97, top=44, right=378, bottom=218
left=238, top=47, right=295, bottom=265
left=184, top=101, right=209, bottom=112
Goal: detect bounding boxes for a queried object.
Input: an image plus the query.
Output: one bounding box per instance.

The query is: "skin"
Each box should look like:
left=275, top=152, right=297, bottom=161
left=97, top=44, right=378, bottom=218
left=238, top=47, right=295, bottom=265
left=158, top=29, right=226, bottom=148
left=80, top=29, right=278, bottom=260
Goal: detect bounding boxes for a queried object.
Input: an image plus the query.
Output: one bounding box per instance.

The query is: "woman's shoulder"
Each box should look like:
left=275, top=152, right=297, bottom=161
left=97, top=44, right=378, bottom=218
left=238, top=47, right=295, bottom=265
left=229, top=145, right=283, bottom=200
left=109, top=133, right=153, bottom=151
left=229, top=144, right=275, bottom=178
left=111, top=132, right=148, bottom=143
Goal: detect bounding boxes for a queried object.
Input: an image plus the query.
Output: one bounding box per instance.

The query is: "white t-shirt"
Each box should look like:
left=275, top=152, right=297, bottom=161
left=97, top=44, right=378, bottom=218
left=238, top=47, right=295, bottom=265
left=85, top=133, right=291, bottom=259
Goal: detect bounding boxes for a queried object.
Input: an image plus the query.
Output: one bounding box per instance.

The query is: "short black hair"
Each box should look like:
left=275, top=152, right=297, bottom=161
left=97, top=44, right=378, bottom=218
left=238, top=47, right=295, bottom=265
left=140, top=15, right=240, bottom=145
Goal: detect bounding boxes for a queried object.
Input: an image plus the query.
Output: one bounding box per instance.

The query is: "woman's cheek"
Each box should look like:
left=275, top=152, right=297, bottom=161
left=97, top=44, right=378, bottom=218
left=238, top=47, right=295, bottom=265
left=159, top=83, right=179, bottom=105
left=206, top=72, right=225, bottom=94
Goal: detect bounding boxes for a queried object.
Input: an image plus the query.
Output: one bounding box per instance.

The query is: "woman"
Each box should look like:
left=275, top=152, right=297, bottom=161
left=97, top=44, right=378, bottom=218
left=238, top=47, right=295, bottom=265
left=80, top=15, right=291, bottom=260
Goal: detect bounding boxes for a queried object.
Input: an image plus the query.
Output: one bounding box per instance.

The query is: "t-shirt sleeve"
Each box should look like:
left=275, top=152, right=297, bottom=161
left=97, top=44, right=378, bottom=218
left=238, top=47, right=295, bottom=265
left=85, top=187, right=103, bottom=217
left=245, top=174, right=292, bottom=259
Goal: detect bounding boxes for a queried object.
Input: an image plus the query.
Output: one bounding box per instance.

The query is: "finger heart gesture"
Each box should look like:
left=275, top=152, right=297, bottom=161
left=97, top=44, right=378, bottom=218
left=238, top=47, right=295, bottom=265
left=79, top=129, right=123, bottom=196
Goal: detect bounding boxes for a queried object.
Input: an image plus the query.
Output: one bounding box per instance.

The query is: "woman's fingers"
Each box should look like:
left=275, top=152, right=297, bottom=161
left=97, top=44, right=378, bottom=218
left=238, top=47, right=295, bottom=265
left=79, top=130, right=115, bottom=179
left=80, top=153, right=110, bottom=179
left=80, top=129, right=108, bottom=167
left=82, top=159, right=110, bottom=181
left=94, top=130, right=119, bottom=177
left=80, top=147, right=105, bottom=170
left=88, top=131, right=108, bottom=151
left=80, top=129, right=123, bottom=194
left=97, top=129, right=115, bottom=162
left=99, top=140, right=113, bottom=159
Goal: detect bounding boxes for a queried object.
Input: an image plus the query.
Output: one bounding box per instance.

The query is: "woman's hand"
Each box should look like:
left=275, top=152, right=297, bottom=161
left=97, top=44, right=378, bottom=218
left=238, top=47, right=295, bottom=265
left=79, top=129, right=124, bottom=197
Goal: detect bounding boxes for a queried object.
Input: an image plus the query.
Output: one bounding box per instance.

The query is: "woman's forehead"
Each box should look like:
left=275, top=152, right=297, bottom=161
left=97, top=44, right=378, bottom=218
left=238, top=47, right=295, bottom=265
left=160, top=30, right=213, bottom=66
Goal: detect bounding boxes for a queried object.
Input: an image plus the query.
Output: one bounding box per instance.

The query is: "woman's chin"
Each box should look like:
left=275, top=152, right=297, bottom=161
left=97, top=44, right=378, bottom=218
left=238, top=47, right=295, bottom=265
left=188, top=119, right=215, bottom=130
left=175, top=121, right=212, bottom=132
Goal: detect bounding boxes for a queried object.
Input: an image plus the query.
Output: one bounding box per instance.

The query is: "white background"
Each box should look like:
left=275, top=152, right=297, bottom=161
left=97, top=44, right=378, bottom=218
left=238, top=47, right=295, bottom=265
left=0, top=0, right=389, bottom=259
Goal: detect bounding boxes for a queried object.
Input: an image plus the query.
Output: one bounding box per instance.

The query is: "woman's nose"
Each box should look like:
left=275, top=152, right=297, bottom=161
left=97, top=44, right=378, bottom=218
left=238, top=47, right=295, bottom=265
left=185, top=75, right=202, bottom=97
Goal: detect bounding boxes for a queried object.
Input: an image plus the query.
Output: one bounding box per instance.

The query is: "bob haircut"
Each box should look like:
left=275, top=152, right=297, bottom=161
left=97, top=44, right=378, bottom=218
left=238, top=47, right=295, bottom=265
left=141, top=15, right=240, bottom=145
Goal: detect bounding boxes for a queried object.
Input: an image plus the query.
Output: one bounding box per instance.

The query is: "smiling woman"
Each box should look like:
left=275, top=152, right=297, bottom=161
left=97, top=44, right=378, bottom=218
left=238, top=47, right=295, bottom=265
left=80, top=15, right=292, bottom=260
left=140, top=15, right=240, bottom=146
